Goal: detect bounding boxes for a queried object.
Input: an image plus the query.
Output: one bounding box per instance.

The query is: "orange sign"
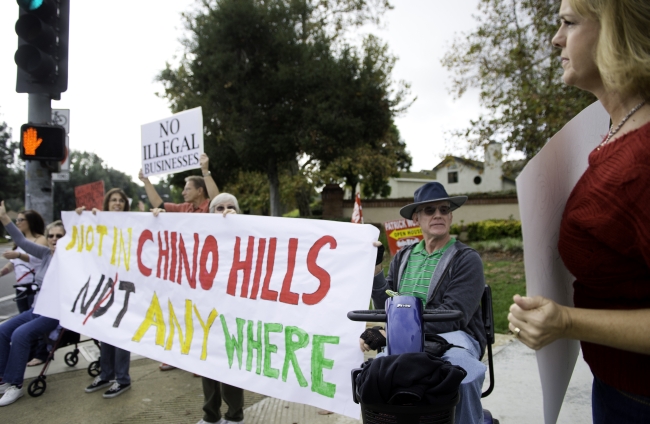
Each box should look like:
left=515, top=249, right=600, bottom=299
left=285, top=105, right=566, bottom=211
left=75, top=181, right=105, bottom=211
left=23, top=127, right=43, bottom=155
left=384, top=218, right=423, bottom=255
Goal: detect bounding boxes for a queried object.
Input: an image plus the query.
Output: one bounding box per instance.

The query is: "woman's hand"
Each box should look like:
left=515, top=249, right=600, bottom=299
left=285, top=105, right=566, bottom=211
left=152, top=208, right=166, bottom=217
left=138, top=169, right=149, bottom=183
left=75, top=206, right=85, bottom=215
left=222, top=209, right=237, bottom=217
left=508, top=294, right=572, bottom=350
left=2, top=251, right=20, bottom=260
left=0, top=201, right=10, bottom=226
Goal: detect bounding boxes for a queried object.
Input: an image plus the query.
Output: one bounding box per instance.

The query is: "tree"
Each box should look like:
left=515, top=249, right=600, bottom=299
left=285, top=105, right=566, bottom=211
left=0, top=120, right=24, bottom=212
left=53, top=151, right=138, bottom=219
left=157, top=0, right=410, bottom=215
left=441, top=0, right=596, bottom=159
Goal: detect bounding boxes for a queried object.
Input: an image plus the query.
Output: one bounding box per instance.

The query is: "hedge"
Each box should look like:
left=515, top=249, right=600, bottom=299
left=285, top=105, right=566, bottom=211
left=450, top=219, right=522, bottom=242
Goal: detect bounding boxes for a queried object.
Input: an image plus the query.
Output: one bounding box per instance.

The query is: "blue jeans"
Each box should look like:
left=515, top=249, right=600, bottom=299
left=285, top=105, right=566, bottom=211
left=99, top=342, right=131, bottom=385
left=0, top=309, right=59, bottom=386
left=439, top=331, right=486, bottom=424
left=592, top=376, right=650, bottom=424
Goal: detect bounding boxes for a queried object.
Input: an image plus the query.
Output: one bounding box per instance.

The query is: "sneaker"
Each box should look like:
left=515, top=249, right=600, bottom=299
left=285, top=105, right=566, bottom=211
left=85, top=376, right=113, bottom=393
left=0, top=383, right=10, bottom=395
left=217, top=419, right=244, bottom=424
left=103, top=382, right=131, bottom=399
left=196, top=420, right=217, bottom=424
left=0, top=385, right=24, bottom=406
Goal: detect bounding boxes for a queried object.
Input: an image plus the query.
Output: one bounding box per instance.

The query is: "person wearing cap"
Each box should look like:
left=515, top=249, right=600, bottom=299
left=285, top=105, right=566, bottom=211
left=364, top=182, right=487, bottom=424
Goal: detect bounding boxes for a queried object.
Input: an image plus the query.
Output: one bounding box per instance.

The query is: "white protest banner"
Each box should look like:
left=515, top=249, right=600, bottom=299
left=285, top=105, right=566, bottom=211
left=141, top=107, right=204, bottom=177
left=516, top=101, right=609, bottom=424
left=37, top=212, right=378, bottom=418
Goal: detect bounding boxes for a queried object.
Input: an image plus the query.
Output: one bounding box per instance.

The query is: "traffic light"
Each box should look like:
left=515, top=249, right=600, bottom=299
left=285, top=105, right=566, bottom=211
left=19, top=123, right=67, bottom=161
left=15, top=0, right=70, bottom=97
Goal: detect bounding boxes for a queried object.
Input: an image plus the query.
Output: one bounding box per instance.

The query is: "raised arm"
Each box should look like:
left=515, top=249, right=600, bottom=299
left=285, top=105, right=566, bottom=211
left=200, top=153, right=220, bottom=200
left=0, top=201, right=51, bottom=259
left=138, top=169, right=164, bottom=208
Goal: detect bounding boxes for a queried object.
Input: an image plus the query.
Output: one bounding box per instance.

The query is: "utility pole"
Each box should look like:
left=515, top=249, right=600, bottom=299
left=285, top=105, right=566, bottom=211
left=25, top=94, right=54, bottom=222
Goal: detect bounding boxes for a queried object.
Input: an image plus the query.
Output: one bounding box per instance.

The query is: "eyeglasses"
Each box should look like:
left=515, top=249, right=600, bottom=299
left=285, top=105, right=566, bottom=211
left=416, top=205, right=452, bottom=216
left=15, top=218, right=26, bottom=223
left=48, top=234, right=64, bottom=239
left=215, top=205, right=236, bottom=212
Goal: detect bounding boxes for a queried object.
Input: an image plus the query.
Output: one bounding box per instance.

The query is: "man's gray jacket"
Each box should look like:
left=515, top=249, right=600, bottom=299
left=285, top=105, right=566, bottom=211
left=372, top=240, right=487, bottom=357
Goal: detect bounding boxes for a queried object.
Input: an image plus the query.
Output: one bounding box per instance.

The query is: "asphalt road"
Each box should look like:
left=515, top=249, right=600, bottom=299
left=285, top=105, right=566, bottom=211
left=0, top=243, right=21, bottom=321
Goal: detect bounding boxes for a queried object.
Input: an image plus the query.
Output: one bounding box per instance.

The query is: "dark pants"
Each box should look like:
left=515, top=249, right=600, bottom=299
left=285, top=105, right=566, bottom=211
left=202, top=377, right=244, bottom=423
left=99, top=342, right=131, bottom=385
left=15, top=289, right=34, bottom=313
left=592, top=376, right=650, bottom=424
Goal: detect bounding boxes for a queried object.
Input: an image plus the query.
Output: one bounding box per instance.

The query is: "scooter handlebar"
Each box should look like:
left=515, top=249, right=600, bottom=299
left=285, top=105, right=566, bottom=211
left=422, top=309, right=463, bottom=322
left=347, top=309, right=462, bottom=323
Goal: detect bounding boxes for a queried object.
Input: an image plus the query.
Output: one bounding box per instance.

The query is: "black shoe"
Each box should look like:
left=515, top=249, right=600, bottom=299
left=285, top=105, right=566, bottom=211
left=85, top=377, right=112, bottom=393
left=103, top=382, right=131, bottom=399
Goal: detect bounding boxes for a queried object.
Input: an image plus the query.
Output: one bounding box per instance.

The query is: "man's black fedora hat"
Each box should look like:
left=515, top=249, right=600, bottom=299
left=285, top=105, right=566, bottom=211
left=399, top=182, right=467, bottom=219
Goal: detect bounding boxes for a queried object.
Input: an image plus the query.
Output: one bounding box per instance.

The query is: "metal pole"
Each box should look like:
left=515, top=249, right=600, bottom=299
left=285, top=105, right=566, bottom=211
left=25, top=93, right=53, bottom=224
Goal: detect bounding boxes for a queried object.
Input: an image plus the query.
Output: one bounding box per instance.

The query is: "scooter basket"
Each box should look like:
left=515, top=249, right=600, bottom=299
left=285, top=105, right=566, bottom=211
left=359, top=392, right=458, bottom=424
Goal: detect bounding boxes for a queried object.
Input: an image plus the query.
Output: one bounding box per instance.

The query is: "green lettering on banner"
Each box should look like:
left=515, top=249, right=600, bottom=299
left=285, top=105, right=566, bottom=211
left=311, top=335, right=339, bottom=398
left=282, top=326, right=309, bottom=387
left=263, top=322, right=283, bottom=379
left=246, top=320, right=262, bottom=374
left=220, top=315, right=245, bottom=369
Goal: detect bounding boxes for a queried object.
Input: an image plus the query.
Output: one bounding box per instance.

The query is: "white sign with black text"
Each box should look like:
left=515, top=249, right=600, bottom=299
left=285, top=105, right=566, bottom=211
left=141, top=107, right=204, bottom=177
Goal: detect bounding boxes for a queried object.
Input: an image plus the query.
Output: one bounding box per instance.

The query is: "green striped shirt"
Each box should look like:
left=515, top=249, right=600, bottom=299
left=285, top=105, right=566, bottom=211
left=399, top=238, right=456, bottom=305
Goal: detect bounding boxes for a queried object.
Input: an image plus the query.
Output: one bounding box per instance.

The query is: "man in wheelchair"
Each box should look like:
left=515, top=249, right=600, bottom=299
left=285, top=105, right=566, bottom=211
left=362, top=182, right=487, bottom=424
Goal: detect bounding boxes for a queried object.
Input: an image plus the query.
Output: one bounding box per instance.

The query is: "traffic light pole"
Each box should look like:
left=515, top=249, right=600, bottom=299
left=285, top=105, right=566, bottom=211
left=25, top=93, right=54, bottom=223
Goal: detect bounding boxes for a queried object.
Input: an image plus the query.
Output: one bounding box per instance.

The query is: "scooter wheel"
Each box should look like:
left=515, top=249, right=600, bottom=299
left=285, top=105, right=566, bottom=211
left=28, top=377, right=47, bottom=397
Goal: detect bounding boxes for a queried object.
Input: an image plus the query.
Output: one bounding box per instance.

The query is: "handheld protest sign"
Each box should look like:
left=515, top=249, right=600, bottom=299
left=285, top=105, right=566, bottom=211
left=141, top=107, right=204, bottom=177
left=74, top=181, right=105, bottom=211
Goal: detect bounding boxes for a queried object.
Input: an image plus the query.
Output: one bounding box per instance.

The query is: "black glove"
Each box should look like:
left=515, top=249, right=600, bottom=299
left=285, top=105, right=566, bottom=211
left=375, top=244, right=385, bottom=266
left=360, top=326, right=386, bottom=351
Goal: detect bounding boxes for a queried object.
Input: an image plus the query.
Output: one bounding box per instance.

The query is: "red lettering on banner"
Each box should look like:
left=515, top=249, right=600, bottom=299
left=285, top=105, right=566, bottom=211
left=279, top=238, right=299, bottom=305
left=177, top=233, right=199, bottom=289
left=227, top=236, right=254, bottom=297
left=137, top=230, right=153, bottom=276
left=249, top=238, right=266, bottom=300
left=157, top=231, right=170, bottom=280
left=260, top=238, right=279, bottom=301
left=170, top=232, right=178, bottom=283
left=303, top=236, right=337, bottom=305
left=199, top=235, right=218, bottom=290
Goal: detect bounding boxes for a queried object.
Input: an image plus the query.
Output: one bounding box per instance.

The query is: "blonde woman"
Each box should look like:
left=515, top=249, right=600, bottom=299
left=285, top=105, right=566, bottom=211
left=508, top=1, right=650, bottom=422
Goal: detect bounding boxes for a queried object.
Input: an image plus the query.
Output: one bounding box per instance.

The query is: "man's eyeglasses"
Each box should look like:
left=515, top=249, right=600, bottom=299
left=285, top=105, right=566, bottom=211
left=47, top=234, right=64, bottom=239
left=215, top=205, right=237, bottom=212
left=15, top=218, right=26, bottom=223
left=416, top=205, right=452, bottom=216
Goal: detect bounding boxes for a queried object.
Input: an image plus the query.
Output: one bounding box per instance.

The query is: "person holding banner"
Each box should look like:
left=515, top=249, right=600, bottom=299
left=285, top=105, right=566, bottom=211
left=1, top=210, right=46, bottom=313
left=195, top=193, right=245, bottom=424
left=0, top=203, right=65, bottom=407
left=364, top=182, right=486, bottom=424
left=76, top=188, right=134, bottom=399
left=139, top=153, right=219, bottom=212
left=508, top=1, right=650, bottom=422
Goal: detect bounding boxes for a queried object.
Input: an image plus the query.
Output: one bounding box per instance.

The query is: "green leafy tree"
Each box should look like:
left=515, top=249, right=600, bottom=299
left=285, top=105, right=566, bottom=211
left=0, top=121, right=24, bottom=208
left=157, top=0, right=410, bottom=216
left=441, top=0, right=596, bottom=159
left=53, top=151, right=138, bottom=218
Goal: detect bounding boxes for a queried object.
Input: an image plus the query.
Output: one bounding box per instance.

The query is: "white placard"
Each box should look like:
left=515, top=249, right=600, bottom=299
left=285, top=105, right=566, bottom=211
left=141, top=107, right=204, bottom=177
left=37, top=212, right=379, bottom=418
left=515, top=101, right=609, bottom=424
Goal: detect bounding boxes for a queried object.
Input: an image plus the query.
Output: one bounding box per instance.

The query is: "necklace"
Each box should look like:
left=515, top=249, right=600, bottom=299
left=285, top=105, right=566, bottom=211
left=597, top=100, right=646, bottom=150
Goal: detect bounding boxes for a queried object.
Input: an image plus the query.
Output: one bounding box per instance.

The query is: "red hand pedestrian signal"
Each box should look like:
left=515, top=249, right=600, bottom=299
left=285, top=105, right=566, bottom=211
left=19, top=124, right=66, bottom=161
left=22, top=127, right=43, bottom=156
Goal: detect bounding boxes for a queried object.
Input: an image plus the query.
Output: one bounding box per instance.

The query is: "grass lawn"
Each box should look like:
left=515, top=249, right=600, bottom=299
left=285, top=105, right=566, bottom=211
left=482, top=253, right=526, bottom=334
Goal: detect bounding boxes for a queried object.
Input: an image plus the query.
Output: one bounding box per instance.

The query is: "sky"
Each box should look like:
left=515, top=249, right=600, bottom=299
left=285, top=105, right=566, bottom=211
left=0, top=0, right=491, bottom=183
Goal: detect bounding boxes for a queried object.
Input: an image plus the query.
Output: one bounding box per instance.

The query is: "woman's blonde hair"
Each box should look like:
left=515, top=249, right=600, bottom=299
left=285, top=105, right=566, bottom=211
left=569, top=0, right=650, bottom=98
left=45, top=220, right=65, bottom=237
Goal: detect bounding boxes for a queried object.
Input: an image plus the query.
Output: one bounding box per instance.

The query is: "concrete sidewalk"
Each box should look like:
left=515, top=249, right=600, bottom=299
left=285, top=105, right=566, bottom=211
left=1, top=335, right=593, bottom=423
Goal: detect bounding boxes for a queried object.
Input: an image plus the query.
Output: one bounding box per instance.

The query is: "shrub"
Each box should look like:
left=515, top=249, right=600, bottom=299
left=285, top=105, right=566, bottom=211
left=452, top=219, right=521, bottom=241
